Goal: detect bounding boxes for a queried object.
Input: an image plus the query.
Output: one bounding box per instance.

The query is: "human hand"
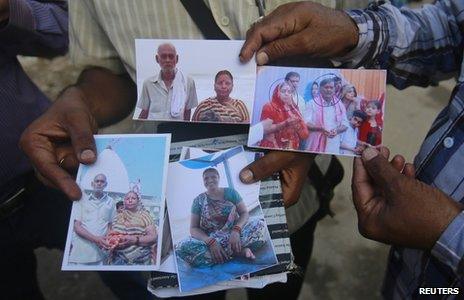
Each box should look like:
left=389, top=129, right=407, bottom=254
left=19, top=87, right=98, bottom=200
left=352, top=147, right=463, bottom=249
left=240, top=151, right=313, bottom=207
left=228, top=230, right=241, bottom=254
left=209, top=240, right=229, bottom=264
left=239, top=1, right=358, bottom=65
left=116, top=235, right=137, bottom=249
left=94, top=236, right=111, bottom=250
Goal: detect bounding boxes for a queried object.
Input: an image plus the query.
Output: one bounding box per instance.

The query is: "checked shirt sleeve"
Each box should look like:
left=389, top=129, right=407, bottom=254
left=432, top=211, right=464, bottom=279
left=334, top=0, right=463, bottom=89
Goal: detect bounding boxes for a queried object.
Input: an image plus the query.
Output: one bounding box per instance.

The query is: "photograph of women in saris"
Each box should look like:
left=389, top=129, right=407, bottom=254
left=249, top=66, right=386, bottom=156
left=167, top=146, right=277, bottom=292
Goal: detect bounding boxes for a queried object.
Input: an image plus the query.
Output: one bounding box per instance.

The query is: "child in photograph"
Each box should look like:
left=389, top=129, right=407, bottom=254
left=359, top=100, right=383, bottom=146
left=107, top=189, right=158, bottom=265
left=176, top=168, right=267, bottom=267
left=192, top=70, right=249, bottom=123
left=259, top=82, right=309, bottom=150
left=340, top=110, right=367, bottom=155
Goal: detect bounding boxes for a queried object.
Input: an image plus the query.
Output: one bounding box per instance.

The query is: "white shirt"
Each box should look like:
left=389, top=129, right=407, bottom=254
left=340, top=125, right=358, bottom=155
left=68, top=192, right=115, bottom=264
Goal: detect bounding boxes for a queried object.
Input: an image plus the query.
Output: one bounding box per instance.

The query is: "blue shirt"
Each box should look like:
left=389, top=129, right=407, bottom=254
left=339, top=0, right=464, bottom=298
left=0, top=0, right=68, bottom=186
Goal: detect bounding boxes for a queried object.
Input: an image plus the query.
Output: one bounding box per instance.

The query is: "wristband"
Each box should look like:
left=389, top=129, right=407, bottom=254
left=206, top=237, right=216, bottom=247
left=232, top=225, right=242, bottom=233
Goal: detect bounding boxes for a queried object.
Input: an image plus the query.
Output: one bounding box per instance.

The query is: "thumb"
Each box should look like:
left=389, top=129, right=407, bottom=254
left=362, top=147, right=401, bottom=190
left=64, top=110, right=98, bottom=164
left=256, top=33, right=308, bottom=65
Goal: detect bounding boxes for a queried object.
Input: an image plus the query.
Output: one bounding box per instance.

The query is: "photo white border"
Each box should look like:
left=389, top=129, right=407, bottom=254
left=62, top=133, right=171, bottom=271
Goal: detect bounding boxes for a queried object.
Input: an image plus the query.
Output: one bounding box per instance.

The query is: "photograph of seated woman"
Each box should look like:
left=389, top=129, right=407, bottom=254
left=176, top=168, right=267, bottom=267
left=259, top=82, right=309, bottom=150
left=191, top=70, right=250, bottom=123
left=107, top=190, right=158, bottom=265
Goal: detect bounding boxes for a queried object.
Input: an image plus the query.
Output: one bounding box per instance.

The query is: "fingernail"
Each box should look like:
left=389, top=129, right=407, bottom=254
left=80, top=149, right=96, bottom=161
left=362, top=147, right=379, bottom=161
left=240, top=169, right=254, bottom=183
left=256, top=52, right=269, bottom=65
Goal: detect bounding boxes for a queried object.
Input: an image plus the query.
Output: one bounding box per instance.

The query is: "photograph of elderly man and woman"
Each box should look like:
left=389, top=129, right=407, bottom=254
left=249, top=66, right=386, bottom=156
left=167, top=146, right=277, bottom=292
left=134, top=39, right=254, bottom=123
left=62, top=134, right=171, bottom=271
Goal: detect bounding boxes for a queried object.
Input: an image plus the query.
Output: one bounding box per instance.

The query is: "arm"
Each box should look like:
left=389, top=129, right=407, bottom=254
left=74, top=220, right=110, bottom=249
left=0, top=0, right=68, bottom=57
left=240, top=1, right=462, bottom=89
left=189, top=213, right=210, bottom=243
left=183, top=109, right=191, bottom=121
left=20, top=67, right=136, bottom=200
left=341, top=0, right=463, bottom=89
left=184, top=78, right=197, bottom=121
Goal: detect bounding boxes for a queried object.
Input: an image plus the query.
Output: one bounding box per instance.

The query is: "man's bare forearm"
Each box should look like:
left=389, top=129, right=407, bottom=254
left=69, top=67, right=136, bottom=128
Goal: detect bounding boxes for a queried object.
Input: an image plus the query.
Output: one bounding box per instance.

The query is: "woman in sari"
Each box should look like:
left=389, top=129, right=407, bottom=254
left=259, top=81, right=309, bottom=150
left=192, top=70, right=249, bottom=123
left=176, top=168, right=267, bottom=267
left=107, top=190, right=157, bottom=265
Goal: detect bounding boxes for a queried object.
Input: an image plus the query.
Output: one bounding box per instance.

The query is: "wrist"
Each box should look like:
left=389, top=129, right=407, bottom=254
left=206, top=237, right=216, bottom=248
left=232, top=225, right=242, bottom=234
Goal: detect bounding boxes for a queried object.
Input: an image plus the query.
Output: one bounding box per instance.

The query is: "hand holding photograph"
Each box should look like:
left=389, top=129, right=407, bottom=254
left=62, top=134, right=171, bottom=271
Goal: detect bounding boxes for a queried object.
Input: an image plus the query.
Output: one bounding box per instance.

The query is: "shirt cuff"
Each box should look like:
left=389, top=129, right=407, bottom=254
left=432, top=211, right=464, bottom=274
left=0, top=0, right=34, bottom=34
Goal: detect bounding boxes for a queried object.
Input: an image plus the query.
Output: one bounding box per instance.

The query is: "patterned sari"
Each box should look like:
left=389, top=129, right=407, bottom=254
left=109, top=209, right=155, bottom=265
left=176, top=188, right=267, bottom=267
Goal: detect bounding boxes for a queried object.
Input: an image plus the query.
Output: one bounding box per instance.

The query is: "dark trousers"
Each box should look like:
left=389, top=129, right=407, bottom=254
left=0, top=174, right=152, bottom=300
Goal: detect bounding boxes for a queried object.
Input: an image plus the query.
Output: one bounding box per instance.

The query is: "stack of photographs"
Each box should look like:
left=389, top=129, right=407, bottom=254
left=148, top=135, right=293, bottom=295
left=62, top=38, right=388, bottom=296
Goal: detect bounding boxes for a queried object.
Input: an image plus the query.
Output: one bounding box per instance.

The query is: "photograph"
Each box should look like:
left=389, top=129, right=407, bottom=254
left=249, top=66, right=387, bottom=156
left=166, top=146, right=278, bottom=292
left=134, top=39, right=256, bottom=123
left=62, top=134, right=171, bottom=271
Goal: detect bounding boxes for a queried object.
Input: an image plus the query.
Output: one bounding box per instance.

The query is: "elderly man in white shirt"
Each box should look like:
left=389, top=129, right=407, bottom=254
left=69, top=173, right=115, bottom=265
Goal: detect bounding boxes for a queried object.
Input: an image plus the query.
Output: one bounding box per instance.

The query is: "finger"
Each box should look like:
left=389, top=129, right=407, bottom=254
left=56, top=146, right=80, bottom=173
left=281, top=164, right=309, bottom=207
left=403, top=163, right=416, bottom=178
left=23, top=135, right=81, bottom=200
left=236, top=241, right=241, bottom=253
left=378, top=146, right=390, bottom=160
left=351, top=157, right=375, bottom=213
left=240, top=151, right=311, bottom=183
left=362, top=147, right=401, bottom=189
left=390, top=155, right=405, bottom=173
left=64, top=110, right=97, bottom=165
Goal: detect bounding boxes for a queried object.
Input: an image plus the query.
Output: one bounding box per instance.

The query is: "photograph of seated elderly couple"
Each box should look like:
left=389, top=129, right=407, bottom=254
left=250, top=66, right=386, bottom=156
left=133, top=39, right=256, bottom=123
left=62, top=135, right=170, bottom=271
left=167, top=147, right=277, bottom=292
